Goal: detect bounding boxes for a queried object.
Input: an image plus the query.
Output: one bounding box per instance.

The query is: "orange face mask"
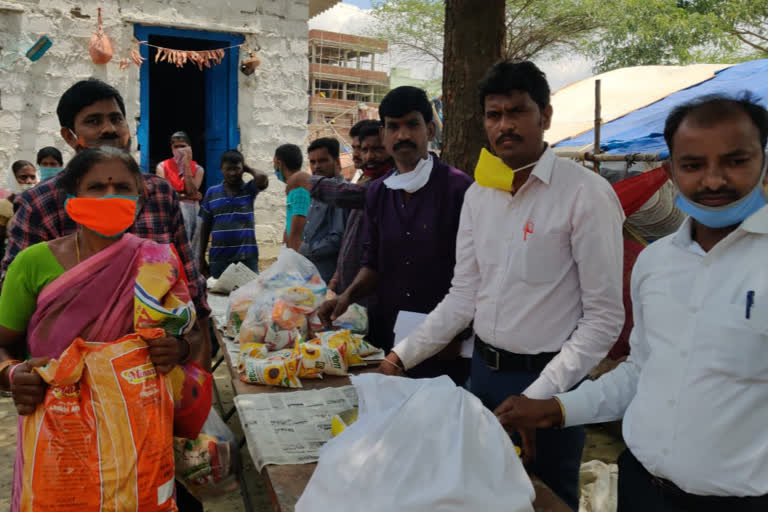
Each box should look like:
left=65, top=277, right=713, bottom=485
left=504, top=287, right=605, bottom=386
left=65, top=195, right=138, bottom=238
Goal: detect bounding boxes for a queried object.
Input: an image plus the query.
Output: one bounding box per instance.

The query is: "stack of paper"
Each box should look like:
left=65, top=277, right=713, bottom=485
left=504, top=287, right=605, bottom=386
left=206, top=262, right=259, bottom=294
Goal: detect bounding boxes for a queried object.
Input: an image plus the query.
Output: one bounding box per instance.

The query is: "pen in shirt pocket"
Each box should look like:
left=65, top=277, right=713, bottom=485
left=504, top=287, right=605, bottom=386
left=746, top=290, right=755, bottom=319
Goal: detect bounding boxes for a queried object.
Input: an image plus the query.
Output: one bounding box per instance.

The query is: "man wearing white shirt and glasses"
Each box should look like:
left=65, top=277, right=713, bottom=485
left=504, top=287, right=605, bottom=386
left=496, top=94, right=768, bottom=512
left=378, top=61, right=625, bottom=510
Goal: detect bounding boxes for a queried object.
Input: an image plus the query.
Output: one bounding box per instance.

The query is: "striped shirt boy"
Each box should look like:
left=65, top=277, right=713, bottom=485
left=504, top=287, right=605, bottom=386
left=199, top=180, right=260, bottom=264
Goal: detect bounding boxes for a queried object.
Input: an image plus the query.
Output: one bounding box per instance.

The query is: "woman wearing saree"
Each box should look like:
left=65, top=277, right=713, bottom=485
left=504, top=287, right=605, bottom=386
left=0, top=147, right=200, bottom=511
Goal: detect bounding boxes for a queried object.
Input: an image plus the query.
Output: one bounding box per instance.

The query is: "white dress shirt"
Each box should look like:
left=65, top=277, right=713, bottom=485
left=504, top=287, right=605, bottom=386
left=394, top=147, right=625, bottom=399
left=558, top=206, right=768, bottom=496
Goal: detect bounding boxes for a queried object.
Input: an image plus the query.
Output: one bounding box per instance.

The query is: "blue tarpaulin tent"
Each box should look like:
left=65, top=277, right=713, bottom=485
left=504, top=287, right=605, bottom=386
left=555, top=59, right=768, bottom=159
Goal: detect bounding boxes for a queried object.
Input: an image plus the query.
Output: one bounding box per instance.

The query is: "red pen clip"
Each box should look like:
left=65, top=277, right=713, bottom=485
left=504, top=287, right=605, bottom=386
left=523, top=221, right=534, bottom=241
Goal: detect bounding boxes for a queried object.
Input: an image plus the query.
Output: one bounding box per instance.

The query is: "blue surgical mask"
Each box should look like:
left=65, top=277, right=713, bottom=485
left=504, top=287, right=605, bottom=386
left=673, top=161, right=767, bottom=228
left=275, top=167, right=286, bottom=183
left=40, top=166, right=63, bottom=180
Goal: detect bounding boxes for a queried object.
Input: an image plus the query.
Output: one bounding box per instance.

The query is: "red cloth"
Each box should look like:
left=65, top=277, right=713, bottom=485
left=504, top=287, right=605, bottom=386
left=607, top=238, right=644, bottom=360
left=612, top=167, right=668, bottom=217
left=161, top=158, right=198, bottom=193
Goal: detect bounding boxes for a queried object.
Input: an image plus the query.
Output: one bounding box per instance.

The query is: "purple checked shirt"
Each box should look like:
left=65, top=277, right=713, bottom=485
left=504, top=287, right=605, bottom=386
left=361, top=156, right=472, bottom=349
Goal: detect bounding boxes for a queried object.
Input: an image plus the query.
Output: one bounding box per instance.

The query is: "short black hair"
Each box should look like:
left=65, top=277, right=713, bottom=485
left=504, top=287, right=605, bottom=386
left=478, top=60, right=551, bottom=111
left=308, top=137, right=340, bottom=160
left=36, top=146, right=63, bottom=166
left=221, top=149, right=245, bottom=166
left=59, top=146, right=141, bottom=195
left=350, top=119, right=380, bottom=138
left=379, top=86, right=433, bottom=124
left=358, top=121, right=382, bottom=143
left=11, top=160, right=34, bottom=175
left=170, top=131, right=191, bottom=145
left=664, top=93, right=768, bottom=154
left=57, top=79, right=126, bottom=130
left=275, top=143, right=303, bottom=171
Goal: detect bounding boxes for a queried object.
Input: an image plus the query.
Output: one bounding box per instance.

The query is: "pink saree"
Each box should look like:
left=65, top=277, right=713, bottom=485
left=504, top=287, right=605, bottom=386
left=11, top=233, right=196, bottom=511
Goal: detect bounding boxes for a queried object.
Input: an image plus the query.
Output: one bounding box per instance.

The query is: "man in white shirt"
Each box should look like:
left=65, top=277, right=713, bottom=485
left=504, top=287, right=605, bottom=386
left=378, top=61, right=625, bottom=509
left=495, top=94, right=768, bottom=511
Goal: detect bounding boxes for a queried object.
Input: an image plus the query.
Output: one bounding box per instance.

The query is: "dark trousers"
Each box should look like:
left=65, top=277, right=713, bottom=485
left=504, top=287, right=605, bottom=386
left=618, top=449, right=768, bottom=512
left=469, top=349, right=584, bottom=511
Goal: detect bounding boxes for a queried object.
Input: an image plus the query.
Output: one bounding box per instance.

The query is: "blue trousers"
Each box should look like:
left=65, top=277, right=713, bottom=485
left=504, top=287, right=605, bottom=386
left=470, top=349, right=585, bottom=511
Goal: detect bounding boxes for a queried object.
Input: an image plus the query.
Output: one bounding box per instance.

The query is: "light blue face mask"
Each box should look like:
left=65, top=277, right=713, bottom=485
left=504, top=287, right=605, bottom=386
left=275, top=167, right=286, bottom=183
left=40, top=166, right=63, bottom=180
left=673, top=160, right=767, bottom=229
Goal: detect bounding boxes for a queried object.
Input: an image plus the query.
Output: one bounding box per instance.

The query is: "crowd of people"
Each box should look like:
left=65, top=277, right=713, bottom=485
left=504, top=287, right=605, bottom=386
left=0, top=55, right=766, bottom=512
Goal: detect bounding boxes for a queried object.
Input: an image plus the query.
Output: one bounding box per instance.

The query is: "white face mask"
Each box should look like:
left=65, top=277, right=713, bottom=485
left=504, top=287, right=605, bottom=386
left=19, top=183, right=35, bottom=192
left=383, top=154, right=434, bottom=193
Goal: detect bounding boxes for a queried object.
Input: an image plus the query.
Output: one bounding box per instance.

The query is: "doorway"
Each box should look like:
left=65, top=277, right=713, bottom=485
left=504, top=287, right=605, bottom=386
left=134, top=25, right=244, bottom=190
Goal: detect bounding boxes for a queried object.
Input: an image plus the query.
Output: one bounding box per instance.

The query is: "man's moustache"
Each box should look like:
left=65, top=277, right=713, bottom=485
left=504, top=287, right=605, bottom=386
left=496, top=134, right=522, bottom=145
left=393, top=140, right=417, bottom=151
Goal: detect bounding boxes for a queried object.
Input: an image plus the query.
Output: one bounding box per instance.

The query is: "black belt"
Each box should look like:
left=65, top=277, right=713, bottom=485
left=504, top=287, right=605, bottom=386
left=475, top=336, right=557, bottom=373
left=624, top=449, right=768, bottom=511
left=650, top=476, right=768, bottom=511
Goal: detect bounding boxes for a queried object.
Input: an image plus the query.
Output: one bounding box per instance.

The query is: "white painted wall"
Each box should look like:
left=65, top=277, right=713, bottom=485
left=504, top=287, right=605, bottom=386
left=0, top=0, right=309, bottom=245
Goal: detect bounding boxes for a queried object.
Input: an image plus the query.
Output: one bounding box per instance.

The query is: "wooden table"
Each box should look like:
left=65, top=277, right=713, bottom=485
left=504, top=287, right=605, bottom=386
left=214, top=324, right=570, bottom=512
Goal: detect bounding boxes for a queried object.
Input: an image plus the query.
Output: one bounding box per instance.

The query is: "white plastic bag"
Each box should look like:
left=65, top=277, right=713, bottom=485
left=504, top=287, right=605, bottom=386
left=296, top=374, right=535, bottom=512
left=174, top=408, right=239, bottom=501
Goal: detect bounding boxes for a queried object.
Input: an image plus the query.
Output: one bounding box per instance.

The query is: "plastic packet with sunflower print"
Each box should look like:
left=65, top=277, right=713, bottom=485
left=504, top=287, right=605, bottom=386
left=316, top=330, right=370, bottom=367
left=239, top=349, right=302, bottom=388
left=297, top=339, right=349, bottom=377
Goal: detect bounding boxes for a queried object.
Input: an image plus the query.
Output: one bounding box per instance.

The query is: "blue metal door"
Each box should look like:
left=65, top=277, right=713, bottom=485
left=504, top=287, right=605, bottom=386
left=134, top=24, right=242, bottom=189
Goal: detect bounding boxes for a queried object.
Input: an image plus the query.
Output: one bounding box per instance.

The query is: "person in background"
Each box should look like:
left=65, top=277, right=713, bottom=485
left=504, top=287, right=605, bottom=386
left=301, top=137, right=348, bottom=283
left=0, top=161, right=38, bottom=252
left=274, top=143, right=309, bottom=252
left=156, top=131, right=205, bottom=258
left=348, top=120, right=367, bottom=183
left=495, top=94, right=768, bottom=512
left=318, top=86, right=472, bottom=384
left=36, top=147, right=64, bottom=181
left=310, top=121, right=393, bottom=295
left=199, top=150, right=267, bottom=279
left=377, top=62, right=625, bottom=510
left=8, top=161, right=37, bottom=194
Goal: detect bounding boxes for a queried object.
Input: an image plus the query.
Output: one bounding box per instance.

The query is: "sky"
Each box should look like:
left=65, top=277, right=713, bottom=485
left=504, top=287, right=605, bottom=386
left=313, top=2, right=594, bottom=91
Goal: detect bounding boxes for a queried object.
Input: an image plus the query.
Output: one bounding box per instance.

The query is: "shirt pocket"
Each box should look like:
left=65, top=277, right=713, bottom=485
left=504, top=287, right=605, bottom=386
left=523, top=231, right=570, bottom=284
left=701, top=303, right=768, bottom=380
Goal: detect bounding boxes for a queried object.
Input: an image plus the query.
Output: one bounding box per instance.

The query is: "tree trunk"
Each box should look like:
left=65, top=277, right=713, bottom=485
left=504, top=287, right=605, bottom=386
left=441, top=0, right=505, bottom=175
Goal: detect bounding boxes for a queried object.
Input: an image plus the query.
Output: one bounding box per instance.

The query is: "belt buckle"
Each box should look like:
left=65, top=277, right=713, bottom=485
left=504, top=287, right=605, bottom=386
left=486, top=346, right=500, bottom=371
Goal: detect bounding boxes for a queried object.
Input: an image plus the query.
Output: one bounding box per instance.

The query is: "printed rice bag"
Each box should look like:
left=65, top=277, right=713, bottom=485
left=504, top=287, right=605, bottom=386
left=22, top=329, right=198, bottom=512
left=239, top=348, right=302, bottom=388
left=299, top=340, right=349, bottom=376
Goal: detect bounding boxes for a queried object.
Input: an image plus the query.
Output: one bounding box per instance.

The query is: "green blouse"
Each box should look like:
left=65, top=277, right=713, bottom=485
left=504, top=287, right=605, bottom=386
left=0, top=242, right=65, bottom=332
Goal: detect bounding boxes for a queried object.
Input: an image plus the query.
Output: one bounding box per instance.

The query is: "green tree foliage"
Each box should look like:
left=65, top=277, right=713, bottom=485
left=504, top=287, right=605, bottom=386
left=371, top=0, right=603, bottom=65
left=586, top=0, right=768, bottom=71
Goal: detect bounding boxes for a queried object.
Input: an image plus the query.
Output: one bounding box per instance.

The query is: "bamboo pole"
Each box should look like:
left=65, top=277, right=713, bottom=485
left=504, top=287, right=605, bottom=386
left=555, top=151, right=662, bottom=162
left=593, top=79, right=602, bottom=174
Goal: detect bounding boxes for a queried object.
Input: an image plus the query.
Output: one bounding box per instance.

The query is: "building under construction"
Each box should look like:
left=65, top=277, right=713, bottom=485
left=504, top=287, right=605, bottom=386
left=308, top=29, right=389, bottom=173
